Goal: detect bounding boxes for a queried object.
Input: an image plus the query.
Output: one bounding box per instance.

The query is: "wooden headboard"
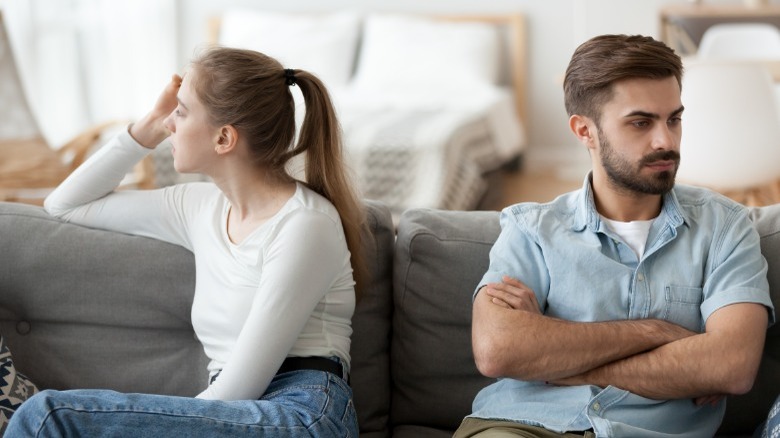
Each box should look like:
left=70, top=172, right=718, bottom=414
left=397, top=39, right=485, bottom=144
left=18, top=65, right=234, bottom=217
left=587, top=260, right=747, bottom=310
left=207, top=12, right=527, bottom=127
left=437, top=14, right=527, bottom=130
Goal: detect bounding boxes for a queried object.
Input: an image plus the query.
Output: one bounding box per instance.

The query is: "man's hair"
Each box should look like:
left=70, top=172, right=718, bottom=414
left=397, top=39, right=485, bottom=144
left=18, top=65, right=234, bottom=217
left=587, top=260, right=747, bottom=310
left=563, top=34, right=683, bottom=123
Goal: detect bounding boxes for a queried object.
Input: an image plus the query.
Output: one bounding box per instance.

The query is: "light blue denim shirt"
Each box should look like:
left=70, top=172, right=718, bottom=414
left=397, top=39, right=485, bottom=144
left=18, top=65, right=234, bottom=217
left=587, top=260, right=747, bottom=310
left=470, top=176, right=775, bottom=437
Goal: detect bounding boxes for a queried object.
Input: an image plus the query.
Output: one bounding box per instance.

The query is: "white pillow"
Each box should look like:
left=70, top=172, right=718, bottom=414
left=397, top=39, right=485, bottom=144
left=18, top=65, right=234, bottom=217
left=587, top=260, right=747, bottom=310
left=352, top=14, right=501, bottom=92
left=218, top=9, right=361, bottom=89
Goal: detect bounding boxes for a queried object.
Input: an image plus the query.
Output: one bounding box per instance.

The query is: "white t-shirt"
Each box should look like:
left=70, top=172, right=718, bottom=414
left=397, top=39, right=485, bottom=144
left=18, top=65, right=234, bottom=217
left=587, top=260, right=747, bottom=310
left=44, top=128, right=356, bottom=401
left=601, top=216, right=655, bottom=259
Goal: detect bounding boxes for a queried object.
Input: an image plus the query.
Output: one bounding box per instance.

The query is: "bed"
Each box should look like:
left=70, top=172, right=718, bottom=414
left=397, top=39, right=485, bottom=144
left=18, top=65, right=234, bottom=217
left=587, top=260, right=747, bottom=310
left=212, top=10, right=528, bottom=216
left=335, top=86, right=523, bottom=213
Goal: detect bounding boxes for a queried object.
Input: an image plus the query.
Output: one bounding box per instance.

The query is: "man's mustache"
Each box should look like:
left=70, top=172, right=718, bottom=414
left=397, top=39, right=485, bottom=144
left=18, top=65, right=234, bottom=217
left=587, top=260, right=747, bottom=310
left=641, top=150, right=680, bottom=166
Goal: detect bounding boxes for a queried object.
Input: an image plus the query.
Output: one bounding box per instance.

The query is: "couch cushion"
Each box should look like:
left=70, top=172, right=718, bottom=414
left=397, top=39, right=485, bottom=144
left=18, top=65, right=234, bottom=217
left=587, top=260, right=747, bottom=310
left=0, top=201, right=208, bottom=396
left=350, top=200, right=395, bottom=436
left=391, top=208, right=499, bottom=432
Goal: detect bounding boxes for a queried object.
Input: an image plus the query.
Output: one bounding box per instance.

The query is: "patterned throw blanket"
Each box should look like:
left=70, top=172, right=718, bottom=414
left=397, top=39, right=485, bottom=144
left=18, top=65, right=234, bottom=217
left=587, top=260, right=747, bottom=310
left=0, top=335, right=38, bottom=433
left=340, top=103, right=521, bottom=218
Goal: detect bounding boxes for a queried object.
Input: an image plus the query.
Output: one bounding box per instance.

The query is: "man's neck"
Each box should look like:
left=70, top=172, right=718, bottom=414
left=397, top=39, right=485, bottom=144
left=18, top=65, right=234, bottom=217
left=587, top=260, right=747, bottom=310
left=591, top=181, right=664, bottom=222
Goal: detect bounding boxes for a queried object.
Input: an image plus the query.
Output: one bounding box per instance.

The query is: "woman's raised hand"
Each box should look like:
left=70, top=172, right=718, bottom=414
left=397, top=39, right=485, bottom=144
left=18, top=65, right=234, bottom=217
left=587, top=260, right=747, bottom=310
left=130, top=74, right=183, bottom=149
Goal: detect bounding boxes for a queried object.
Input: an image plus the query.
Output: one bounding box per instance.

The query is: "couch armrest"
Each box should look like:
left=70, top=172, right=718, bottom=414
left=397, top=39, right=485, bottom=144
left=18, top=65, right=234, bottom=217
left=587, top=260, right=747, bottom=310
left=351, top=200, right=395, bottom=436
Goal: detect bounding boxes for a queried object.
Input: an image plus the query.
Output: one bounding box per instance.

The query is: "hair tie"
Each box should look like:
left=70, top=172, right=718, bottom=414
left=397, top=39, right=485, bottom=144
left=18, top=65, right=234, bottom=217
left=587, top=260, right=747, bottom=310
left=284, top=69, right=297, bottom=86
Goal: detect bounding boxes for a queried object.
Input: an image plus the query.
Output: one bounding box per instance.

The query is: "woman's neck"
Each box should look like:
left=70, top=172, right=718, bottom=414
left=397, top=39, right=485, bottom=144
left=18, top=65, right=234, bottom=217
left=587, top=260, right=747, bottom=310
left=214, top=167, right=297, bottom=244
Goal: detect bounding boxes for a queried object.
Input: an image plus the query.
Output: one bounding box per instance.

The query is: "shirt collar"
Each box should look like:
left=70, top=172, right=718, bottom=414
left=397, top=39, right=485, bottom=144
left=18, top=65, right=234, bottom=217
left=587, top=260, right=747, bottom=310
left=572, top=172, right=688, bottom=232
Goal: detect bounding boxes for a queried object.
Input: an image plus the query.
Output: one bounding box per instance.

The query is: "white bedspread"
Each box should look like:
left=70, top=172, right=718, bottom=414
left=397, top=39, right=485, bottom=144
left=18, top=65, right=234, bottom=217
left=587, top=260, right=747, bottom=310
left=333, top=85, right=525, bottom=215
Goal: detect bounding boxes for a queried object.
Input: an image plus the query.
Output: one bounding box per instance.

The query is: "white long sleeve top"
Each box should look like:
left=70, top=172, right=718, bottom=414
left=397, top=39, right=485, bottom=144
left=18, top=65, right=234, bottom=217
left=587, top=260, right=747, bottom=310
left=44, top=129, right=356, bottom=401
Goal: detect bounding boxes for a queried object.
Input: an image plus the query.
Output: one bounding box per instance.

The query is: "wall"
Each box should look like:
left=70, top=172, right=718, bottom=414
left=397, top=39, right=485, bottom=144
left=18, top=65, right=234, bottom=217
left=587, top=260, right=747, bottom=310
left=175, top=0, right=747, bottom=162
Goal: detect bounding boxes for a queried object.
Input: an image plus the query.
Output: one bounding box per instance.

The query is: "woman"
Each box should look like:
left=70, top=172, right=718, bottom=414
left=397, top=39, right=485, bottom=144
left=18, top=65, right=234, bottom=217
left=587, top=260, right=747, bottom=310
left=6, top=47, right=365, bottom=437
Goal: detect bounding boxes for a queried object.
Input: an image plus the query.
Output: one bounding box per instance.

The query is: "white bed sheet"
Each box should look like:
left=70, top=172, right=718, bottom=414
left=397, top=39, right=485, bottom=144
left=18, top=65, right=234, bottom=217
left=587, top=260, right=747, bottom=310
left=332, top=85, right=526, bottom=215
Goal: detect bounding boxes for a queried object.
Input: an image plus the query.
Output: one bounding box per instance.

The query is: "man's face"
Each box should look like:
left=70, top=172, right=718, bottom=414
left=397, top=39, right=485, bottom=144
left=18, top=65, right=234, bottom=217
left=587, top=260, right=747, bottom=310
left=593, top=76, right=683, bottom=196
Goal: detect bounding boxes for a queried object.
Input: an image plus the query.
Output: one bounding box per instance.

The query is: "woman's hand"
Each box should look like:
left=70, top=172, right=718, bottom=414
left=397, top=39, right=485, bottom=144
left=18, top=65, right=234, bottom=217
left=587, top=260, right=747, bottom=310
left=129, top=74, right=182, bottom=149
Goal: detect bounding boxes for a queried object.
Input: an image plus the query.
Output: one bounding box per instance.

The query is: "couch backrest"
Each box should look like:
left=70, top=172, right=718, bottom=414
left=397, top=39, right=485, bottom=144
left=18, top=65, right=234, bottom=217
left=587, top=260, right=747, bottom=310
left=0, top=201, right=208, bottom=395
left=390, top=208, right=499, bottom=434
left=388, top=204, right=780, bottom=436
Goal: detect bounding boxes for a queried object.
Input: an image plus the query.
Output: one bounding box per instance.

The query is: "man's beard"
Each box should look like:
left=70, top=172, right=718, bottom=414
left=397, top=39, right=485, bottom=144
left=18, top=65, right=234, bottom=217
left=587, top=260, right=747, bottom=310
left=599, top=128, right=680, bottom=196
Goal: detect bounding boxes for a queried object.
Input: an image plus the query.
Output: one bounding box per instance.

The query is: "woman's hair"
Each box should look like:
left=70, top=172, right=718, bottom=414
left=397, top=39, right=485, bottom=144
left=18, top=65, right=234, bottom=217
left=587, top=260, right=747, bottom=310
left=189, top=46, right=367, bottom=296
left=563, top=34, right=683, bottom=124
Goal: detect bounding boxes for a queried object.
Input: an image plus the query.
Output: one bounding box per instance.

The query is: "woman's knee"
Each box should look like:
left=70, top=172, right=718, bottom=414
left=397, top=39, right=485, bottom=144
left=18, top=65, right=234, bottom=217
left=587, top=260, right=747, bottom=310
left=15, top=389, right=59, bottom=416
left=5, top=389, right=61, bottom=436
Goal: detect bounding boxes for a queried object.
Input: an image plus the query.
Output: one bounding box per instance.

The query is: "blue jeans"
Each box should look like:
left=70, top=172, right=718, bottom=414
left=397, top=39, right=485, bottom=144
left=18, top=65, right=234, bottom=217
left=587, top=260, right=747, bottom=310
left=4, top=369, right=357, bottom=437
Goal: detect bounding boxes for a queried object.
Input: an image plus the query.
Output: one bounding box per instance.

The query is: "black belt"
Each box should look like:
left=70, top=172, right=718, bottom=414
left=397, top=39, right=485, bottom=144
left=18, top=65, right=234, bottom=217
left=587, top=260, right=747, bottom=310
left=277, top=356, right=343, bottom=378
left=209, top=357, right=344, bottom=385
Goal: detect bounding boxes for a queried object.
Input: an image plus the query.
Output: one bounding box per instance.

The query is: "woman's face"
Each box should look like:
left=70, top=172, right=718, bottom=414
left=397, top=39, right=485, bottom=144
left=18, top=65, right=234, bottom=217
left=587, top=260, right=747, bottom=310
left=163, top=72, right=220, bottom=174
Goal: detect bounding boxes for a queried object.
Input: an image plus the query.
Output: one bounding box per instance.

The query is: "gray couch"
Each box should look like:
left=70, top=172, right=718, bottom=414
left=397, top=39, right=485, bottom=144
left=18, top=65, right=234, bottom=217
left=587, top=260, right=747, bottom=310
left=0, top=200, right=777, bottom=437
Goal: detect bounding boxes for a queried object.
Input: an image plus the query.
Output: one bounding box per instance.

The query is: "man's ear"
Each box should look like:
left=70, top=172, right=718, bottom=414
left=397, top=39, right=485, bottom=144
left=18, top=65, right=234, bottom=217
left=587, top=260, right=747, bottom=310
left=214, top=125, right=239, bottom=155
left=569, top=114, right=598, bottom=151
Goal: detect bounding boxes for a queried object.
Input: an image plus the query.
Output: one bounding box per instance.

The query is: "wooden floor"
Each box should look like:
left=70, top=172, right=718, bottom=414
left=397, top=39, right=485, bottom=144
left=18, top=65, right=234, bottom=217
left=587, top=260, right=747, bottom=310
left=479, top=154, right=586, bottom=211
left=497, top=166, right=582, bottom=208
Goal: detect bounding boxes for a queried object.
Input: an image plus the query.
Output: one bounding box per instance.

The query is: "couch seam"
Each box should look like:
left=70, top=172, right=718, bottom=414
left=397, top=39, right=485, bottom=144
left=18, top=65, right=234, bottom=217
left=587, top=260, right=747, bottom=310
left=0, top=212, right=60, bottom=223
left=761, top=230, right=780, bottom=240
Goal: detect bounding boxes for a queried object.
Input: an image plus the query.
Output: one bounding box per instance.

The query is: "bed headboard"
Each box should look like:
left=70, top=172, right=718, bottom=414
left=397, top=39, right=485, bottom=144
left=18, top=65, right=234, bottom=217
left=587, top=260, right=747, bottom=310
left=206, top=11, right=527, bottom=128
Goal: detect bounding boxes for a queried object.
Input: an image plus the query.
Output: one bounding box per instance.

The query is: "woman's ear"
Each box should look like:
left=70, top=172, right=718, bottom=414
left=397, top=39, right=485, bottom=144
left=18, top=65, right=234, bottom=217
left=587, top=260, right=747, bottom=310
left=214, top=125, right=239, bottom=155
left=569, top=114, right=597, bottom=151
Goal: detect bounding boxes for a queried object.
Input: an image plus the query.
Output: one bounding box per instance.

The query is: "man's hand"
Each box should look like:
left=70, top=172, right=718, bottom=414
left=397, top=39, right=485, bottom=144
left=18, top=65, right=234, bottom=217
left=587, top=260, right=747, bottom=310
left=130, top=74, right=182, bottom=149
left=694, top=395, right=725, bottom=406
left=483, top=276, right=542, bottom=314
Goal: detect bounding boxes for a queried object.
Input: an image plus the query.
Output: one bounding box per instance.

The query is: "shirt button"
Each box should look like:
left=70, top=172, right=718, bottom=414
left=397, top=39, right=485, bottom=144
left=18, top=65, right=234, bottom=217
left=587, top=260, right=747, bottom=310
left=637, top=273, right=644, bottom=282
left=592, top=402, right=601, bottom=411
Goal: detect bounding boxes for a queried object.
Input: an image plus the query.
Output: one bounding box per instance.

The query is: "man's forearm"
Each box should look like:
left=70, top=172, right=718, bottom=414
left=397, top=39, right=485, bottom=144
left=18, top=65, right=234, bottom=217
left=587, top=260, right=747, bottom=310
left=552, top=303, right=768, bottom=400
left=472, top=291, right=696, bottom=381
left=553, top=335, right=711, bottom=399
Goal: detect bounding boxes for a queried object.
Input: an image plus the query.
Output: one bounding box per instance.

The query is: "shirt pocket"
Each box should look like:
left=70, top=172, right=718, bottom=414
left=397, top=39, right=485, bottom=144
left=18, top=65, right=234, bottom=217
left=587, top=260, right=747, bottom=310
left=663, top=285, right=703, bottom=332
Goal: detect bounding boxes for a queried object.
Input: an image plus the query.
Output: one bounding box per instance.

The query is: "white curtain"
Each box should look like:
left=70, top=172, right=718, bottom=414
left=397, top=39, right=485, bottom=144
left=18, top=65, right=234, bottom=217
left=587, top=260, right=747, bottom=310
left=1, top=0, right=177, bottom=148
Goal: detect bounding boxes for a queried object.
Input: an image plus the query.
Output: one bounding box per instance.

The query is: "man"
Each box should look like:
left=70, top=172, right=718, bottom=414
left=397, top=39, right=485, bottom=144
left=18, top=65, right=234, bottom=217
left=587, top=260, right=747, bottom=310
left=454, top=34, right=775, bottom=437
